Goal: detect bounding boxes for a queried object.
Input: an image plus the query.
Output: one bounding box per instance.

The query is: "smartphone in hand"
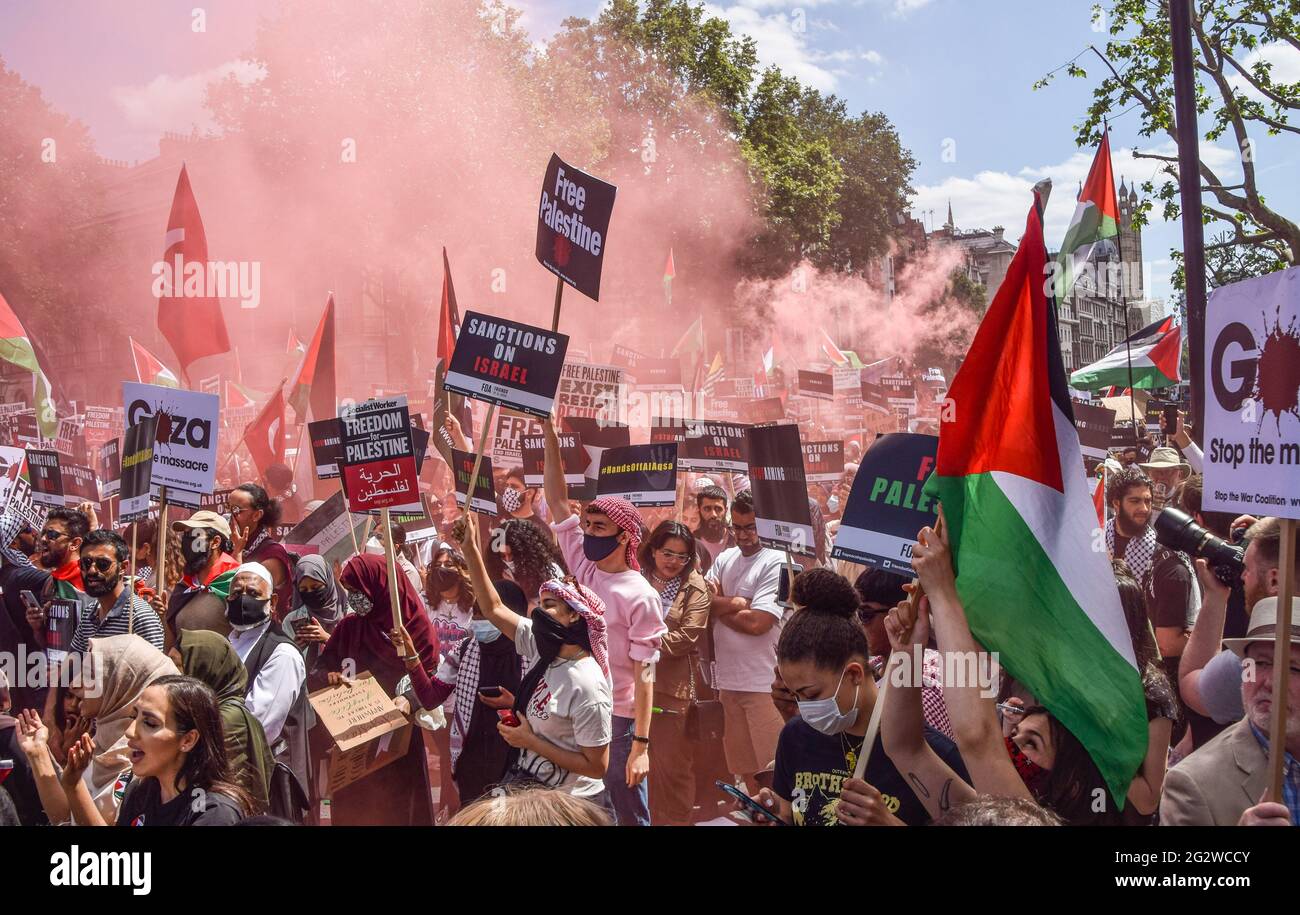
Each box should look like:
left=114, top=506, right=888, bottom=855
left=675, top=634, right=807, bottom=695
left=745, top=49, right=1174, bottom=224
left=497, top=709, right=520, bottom=727
left=478, top=685, right=503, bottom=699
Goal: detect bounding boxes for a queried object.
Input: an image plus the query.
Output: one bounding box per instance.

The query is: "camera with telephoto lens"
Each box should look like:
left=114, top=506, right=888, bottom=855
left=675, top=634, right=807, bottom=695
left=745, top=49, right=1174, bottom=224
left=1153, top=507, right=1245, bottom=586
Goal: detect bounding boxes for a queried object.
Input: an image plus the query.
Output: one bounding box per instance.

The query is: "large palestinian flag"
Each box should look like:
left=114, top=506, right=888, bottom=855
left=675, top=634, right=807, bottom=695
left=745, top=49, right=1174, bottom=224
left=1069, top=315, right=1182, bottom=391
left=1054, top=130, right=1121, bottom=300
left=0, top=289, right=57, bottom=438
left=923, top=190, right=1147, bottom=804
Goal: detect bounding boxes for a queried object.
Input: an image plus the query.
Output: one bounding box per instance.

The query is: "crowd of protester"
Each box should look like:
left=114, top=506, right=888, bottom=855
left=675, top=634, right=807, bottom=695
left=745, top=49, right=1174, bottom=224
left=0, top=409, right=1295, bottom=828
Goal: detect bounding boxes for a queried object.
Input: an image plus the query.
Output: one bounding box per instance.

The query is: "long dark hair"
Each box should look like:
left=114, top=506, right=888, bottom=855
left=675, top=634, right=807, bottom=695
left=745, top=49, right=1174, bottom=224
left=638, top=520, right=697, bottom=582
left=151, top=674, right=255, bottom=816
left=484, top=518, right=567, bottom=602
left=236, top=482, right=282, bottom=538
left=426, top=546, right=474, bottom=612
left=1035, top=714, right=1123, bottom=826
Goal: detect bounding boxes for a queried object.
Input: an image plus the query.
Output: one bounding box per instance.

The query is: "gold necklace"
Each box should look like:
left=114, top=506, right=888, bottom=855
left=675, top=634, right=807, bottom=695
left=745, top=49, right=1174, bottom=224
left=840, top=731, right=865, bottom=774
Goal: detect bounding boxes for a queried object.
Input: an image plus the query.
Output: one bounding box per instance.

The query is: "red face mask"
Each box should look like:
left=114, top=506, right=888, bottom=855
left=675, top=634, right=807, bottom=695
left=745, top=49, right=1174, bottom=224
left=1005, top=734, right=1049, bottom=797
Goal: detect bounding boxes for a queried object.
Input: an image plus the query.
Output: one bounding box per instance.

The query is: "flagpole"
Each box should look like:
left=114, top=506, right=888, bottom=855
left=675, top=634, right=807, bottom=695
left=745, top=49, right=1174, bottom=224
left=155, top=486, right=168, bottom=593
left=551, top=276, right=564, bottom=333
left=1104, top=125, right=1140, bottom=444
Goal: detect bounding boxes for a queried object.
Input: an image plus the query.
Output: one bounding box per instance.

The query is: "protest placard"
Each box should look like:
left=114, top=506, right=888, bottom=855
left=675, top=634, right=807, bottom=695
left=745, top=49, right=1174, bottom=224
left=1073, top=400, right=1118, bottom=465
left=492, top=409, right=545, bottom=469
left=797, top=370, right=834, bottom=402
left=522, top=431, right=587, bottom=493
left=443, top=311, right=570, bottom=419
left=339, top=396, right=420, bottom=514
left=119, top=415, right=158, bottom=523
left=679, top=420, right=749, bottom=474
left=0, top=446, right=24, bottom=510
left=15, top=411, right=40, bottom=446
left=880, top=375, right=917, bottom=413
left=831, top=432, right=938, bottom=575
left=560, top=416, right=629, bottom=500
left=634, top=358, right=683, bottom=391
left=452, top=448, right=497, bottom=514
left=596, top=443, right=677, bottom=506
left=746, top=424, right=814, bottom=556
left=98, top=439, right=121, bottom=499
left=1202, top=267, right=1300, bottom=519
left=284, top=490, right=373, bottom=569
left=744, top=397, right=786, bottom=425
left=555, top=361, right=624, bottom=421
left=535, top=153, right=617, bottom=301
left=609, top=343, right=645, bottom=372
left=308, top=672, right=412, bottom=797
left=802, top=440, right=845, bottom=483
left=60, top=463, right=100, bottom=506
left=308, top=418, right=344, bottom=479
left=122, top=382, right=221, bottom=494
left=26, top=449, right=64, bottom=507
left=44, top=598, right=80, bottom=664
left=83, top=406, right=120, bottom=459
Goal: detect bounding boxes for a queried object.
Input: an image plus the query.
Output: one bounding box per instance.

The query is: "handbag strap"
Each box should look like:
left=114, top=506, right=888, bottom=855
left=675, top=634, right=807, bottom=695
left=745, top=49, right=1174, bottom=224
left=687, top=651, right=699, bottom=704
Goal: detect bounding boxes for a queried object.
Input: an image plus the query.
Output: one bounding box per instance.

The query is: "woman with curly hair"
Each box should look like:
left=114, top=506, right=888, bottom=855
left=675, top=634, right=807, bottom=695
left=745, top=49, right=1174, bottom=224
left=483, top=517, right=567, bottom=608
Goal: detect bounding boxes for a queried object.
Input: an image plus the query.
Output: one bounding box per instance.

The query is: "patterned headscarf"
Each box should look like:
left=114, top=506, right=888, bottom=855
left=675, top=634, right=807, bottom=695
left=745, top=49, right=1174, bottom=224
left=588, top=496, right=644, bottom=572
left=0, top=513, right=33, bottom=569
left=539, top=578, right=610, bottom=683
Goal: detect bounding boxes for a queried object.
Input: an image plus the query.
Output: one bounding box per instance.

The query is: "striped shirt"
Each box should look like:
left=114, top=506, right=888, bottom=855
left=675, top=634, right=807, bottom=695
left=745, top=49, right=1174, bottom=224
left=70, top=587, right=165, bottom=652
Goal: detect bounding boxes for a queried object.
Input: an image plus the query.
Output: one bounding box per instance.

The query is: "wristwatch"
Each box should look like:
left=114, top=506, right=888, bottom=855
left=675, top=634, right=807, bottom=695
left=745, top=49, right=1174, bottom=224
left=632, top=735, right=650, bottom=745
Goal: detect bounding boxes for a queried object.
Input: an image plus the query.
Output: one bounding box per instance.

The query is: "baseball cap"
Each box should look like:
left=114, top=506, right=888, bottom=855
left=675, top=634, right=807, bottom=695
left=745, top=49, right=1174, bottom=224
left=172, top=510, right=233, bottom=541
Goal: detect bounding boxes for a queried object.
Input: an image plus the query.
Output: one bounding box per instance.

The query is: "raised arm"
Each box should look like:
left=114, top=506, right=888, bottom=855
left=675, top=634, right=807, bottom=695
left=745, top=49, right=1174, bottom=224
left=912, top=510, right=1031, bottom=801
left=542, top=417, right=573, bottom=525
left=1178, top=558, right=1231, bottom=716
left=459, top=512, right=522, bottom=641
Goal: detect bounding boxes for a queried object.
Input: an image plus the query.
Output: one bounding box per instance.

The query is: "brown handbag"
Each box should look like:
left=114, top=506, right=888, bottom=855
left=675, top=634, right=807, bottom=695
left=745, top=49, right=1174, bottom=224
left=684, top=652, right=726, bottom=742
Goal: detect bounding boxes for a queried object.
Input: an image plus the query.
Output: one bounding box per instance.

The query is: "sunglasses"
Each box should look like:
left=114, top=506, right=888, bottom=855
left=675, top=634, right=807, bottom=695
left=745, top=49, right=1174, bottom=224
left=79, top=556, right=116, bottom=574
left=729, top=523, right=758, bottom=534
left=41, top=529, right=68, bottom=542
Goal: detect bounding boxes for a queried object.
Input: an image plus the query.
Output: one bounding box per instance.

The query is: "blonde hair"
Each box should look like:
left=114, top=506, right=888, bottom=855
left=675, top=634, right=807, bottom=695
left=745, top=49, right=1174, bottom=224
left=447, top=786, right=613, bottom=826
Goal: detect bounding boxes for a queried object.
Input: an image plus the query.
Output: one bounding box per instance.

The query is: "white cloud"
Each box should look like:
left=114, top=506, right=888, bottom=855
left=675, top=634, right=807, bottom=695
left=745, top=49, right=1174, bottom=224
left=892, top=0, right=935, bottom=15
left=111, top=59, right=264, bottom=135
left=703, top=3, right=839, bottom=91
left=1226, top=40, right=1300, bottom=103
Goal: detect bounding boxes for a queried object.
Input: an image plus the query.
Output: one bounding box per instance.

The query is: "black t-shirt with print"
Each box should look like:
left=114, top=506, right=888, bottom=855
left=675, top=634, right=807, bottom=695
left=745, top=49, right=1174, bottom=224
left=116, top=777, right=244, bottom=827
left=773, top=717, right=968, bottom=826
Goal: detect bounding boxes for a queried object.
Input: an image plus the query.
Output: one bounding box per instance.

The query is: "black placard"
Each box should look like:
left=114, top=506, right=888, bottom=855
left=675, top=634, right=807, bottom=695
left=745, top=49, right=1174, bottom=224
left=452, top=449, right=497, bottom=514
left=802, top=440, right=845, bottom=483
left=60, top=463, right=100, bottom=505
left=831, top=433, right=938, bottom=575
left=1072, top=400, right=1118, bottom=462
left=26, top=449, right=64, bottom=507
left=797, top=370, right=834, bottom=402
left=746, top=424, right=814, bottom=556
left=596, top=443, right=678, bottom=507
left=535, top=153, right=617, bottom=301
left=308, top=418, right=344, bottom=479
left=680, top=420, right=749, bottom=474
left=98, top=439, right=122, bottom=499
left=120, top=415, right=159, bottom=523
left=444, top=311, right=570, bottom=419
left=522, top=431, right=587, bottom=495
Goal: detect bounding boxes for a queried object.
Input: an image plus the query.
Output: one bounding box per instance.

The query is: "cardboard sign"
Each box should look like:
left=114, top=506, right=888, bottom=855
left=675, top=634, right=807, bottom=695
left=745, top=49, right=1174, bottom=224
left=555, top=361, right=624, bottom=421
left=1072, top=400, right=1118, bottom=463
left=680, top=420, right=749, bottom=474
left=308, top=672, right=412, bottom=798
left=492, top=409, right=545, bottom=469
left=26, top=450, right=64, bottom=507
left=44, top=598, right=80, bottom=664
left=803, top=440, right=845, bottom=483
left=744, top=397, right=786, bottom=425
left=119, top=415, right=159, bottom=523
left=444, top=311, right=570, bottom=419
left=880, top=375, right=916, bottom=411
left=522, top=431, right=587, bottom=494
left=15, top=412, right=40, bottom=446
left=122, top=382, right=220, bottom=495
left=339, top=397, right=420, bottom=514
left=832, top=433, right=938, bottom=575
left=596, top=443, right=678, bottom=507
left=1203, top=267, right=1300, bottom=519
left=284, top=490, right=373, bottom=569
left=451, top=448, right=497, bottom=514
left=747, top=424, right=814, bottom=556
left=308, top=418, right=344, bottom=479
left=797, top=370, right=835, bottom=402
left=60, top=463, right=100, bottom=506
left=98, top=440, right=121, bottom=498
left=535, top=152, right=617, bottom=301
left=609, top=343, right=646, bottom=371
left=833, top=366, right=861, bottom=392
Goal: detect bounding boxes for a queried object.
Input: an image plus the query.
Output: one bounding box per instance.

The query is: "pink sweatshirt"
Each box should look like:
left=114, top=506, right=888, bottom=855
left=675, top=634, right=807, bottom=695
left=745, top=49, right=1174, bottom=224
left=552, top=515, right=666, bottom=719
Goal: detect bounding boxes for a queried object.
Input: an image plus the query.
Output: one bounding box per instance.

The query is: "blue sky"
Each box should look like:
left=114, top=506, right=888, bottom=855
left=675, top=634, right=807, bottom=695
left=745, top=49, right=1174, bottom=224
left=4, top=0, right=1296, bottom=304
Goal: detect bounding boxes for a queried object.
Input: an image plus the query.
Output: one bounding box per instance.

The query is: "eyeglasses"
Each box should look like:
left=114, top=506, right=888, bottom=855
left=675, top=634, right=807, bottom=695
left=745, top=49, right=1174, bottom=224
left=657, top=548, right=691, bottom=563
left=730, top=523, right=758, bottom=534
left=227, top=506, right=254, bottom=516
left=78, top=556, right=116, bottom=574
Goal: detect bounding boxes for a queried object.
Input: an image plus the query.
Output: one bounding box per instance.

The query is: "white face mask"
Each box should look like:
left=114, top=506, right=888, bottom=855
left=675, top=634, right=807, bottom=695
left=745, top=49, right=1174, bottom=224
left=796, top=666, right=859, bottom=735
left=827, top=495, right=841, bottom=514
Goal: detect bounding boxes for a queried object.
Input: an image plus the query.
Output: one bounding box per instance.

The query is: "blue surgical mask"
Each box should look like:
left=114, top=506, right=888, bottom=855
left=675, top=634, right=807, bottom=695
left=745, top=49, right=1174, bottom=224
left=471, top=619, right=501, bottom=643
left=827, top=495, right=841, bottom=514
left=796, top=666, right=859, bottom=735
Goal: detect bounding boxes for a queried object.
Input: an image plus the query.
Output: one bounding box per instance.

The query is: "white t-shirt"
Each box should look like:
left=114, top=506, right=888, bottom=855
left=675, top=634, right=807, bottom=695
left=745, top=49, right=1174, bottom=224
left=706, top=546, right=786, bottom=693
left=427, top=599, right=473, bottom=708
left=513, top=616, right=613, bottom=797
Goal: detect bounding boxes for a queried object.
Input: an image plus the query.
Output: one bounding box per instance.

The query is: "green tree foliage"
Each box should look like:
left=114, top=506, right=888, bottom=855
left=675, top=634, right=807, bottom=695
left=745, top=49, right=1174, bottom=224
left=1037, top=0, right=1299, bottom=285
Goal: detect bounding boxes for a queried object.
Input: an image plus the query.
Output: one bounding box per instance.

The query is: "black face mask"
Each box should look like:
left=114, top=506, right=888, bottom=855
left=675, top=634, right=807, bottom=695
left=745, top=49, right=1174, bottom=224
left=530, top=606, right=587, bottom=656
left=181, top=532, right=213, bottom=576
left=432, top=566, right=460, bottom=590
left=226, top=593, right=271, bottom=629
left=298, top=587, right=328, bottom=609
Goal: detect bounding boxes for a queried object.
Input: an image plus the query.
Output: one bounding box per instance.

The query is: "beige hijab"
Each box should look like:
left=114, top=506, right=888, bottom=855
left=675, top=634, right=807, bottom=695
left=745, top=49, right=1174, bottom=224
left=82, top=634, right=179, bottom=823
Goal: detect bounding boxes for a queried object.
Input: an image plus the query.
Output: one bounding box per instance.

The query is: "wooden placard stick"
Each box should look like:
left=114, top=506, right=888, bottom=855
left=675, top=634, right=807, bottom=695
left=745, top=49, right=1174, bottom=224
left=551, top=276, right=564, bottom=333
left=155, top=485, right=169, bottom=592
left=463, top=402, right=497, bottom=518
left=127, top=522, right=137, bottom=636
left=1267, top=517, right=1296, bottom=801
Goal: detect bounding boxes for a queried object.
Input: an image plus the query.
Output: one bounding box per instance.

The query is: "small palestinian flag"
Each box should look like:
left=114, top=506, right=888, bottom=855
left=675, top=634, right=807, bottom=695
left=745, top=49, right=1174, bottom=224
left=1055, top=130, right=1120, bottom=300
left=1069, top=316, right=1181, bottom=391
left=130, top=337, right=180, bottom=388
left=0, top=288, right=58, bottom=439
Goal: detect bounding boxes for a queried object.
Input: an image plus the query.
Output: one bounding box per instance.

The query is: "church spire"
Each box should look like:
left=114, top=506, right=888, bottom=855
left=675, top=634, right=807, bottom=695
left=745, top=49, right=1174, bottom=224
left=945, top=199, right=954, bottom=230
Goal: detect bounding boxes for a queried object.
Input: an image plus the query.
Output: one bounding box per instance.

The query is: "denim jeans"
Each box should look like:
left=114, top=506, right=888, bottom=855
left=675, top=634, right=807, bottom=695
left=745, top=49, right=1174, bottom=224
left=604, top=715, right=651, bottom=826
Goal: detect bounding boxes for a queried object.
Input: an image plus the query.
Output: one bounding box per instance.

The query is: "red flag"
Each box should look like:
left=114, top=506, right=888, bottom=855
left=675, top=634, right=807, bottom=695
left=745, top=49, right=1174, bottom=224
left=436, top=247, right=461, bottom=366
left=288, top=295, right=336, bottom=420
left=156, top=164, right=230, bottom=378
left=242, top=387, right=286, bottom=478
